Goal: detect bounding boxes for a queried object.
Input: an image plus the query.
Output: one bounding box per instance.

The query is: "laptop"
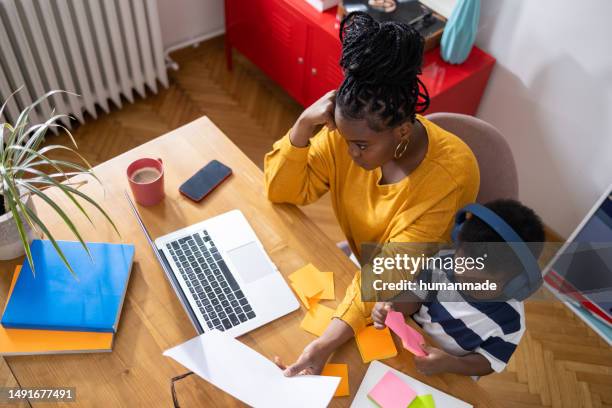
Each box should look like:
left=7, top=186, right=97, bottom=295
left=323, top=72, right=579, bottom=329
left=125, top=192, right=299, bottom=336
left=543, top=183, right=612, bottom=326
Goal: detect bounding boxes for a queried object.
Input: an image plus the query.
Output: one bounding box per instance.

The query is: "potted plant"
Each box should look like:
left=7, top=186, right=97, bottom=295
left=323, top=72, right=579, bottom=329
left=0, top=89, right=118, bottom=274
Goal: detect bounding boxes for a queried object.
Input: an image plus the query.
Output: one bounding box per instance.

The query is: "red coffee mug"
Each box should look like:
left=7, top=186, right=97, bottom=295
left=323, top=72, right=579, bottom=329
left=126, top=157, right=165, bottom=206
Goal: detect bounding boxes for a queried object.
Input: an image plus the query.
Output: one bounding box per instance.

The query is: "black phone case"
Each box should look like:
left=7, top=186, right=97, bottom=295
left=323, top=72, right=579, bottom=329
left=179, top=160, right=232, bottom=202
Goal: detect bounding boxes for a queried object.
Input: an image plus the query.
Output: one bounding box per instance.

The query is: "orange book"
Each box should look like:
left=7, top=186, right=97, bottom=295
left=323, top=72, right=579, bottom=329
left=0, top=266, right=114, bottom=356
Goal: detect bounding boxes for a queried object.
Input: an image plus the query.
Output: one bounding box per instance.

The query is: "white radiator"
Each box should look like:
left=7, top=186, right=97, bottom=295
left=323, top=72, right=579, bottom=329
left=0, top=0, right=168, bottom=126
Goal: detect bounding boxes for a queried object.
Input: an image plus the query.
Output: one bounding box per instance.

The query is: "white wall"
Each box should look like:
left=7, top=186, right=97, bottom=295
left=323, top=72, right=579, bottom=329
left=157, top=0, right=224, bottom=48
left=475, top=0, right=612, bottom=237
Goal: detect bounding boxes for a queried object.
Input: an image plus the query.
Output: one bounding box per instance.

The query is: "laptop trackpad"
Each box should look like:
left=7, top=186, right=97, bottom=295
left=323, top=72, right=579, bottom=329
left=226, top=242, right=275, bottom=284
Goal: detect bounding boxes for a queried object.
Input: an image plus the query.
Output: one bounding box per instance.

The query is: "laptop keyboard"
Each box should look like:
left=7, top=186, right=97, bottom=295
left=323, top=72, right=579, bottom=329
left=166, top=231, right=256, bottom=331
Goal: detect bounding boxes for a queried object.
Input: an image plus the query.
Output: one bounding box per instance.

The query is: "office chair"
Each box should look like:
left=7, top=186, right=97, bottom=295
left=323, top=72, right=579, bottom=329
left=426, top=112, right=518, bottom=203
left=336, top=113, right=518, bottom=262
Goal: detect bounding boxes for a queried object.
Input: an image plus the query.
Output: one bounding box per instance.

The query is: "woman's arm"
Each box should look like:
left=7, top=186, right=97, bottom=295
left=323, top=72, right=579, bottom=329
left=264, top=91, right=337, bottom=205
left=277, top=318, right=354, bottom=376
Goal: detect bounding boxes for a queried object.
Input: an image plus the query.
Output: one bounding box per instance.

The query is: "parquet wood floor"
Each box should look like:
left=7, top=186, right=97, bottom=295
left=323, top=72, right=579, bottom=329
left=43, top=36, right=612, bottom=407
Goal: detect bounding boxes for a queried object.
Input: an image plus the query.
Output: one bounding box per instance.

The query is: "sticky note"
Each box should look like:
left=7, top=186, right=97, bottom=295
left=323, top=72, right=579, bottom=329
left=408, top=394, right=436, bottom=408
left=300, top=303, right=335, bottom=337
left=290, top=264, right=325, bottom=297
left=355, top=326, right=398, bottom=363
left=317, top=272, right=335, bottom=299
left=291, top=283, right=322, bottom=310
left=289, top=264, right=335, bottom=307
left=308, top=293, right=322, bottom=310
left=321, top=363, right=349, bottom=397
left=368, top=370, right=417, bottom=408
left=385, top=311, right=427, bottom=357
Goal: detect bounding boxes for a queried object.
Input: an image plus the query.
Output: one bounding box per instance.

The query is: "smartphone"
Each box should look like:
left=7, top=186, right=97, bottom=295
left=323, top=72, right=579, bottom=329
left=179, top=160, right=232, bottom=202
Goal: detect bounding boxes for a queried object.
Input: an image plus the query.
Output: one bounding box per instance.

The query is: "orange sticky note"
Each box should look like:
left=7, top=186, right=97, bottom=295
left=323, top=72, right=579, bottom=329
left=300, top=303, right=335, bottom=337
left=289, top=264, right=322, bottom=297
left=321, top=363, right=350, bottom=397
left=290, top=283, right=322, bottom=310
left=289, top=264, right=335, bottom=307
left=308, top=293, right=322, bottom=309
left=355, top=326, right=398, bottom=363
left=317, top=272, right=335, bottom=300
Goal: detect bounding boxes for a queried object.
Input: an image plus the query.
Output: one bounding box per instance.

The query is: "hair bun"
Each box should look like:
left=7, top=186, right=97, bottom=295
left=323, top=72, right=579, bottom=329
left=339, top=12, right=425, bottom=87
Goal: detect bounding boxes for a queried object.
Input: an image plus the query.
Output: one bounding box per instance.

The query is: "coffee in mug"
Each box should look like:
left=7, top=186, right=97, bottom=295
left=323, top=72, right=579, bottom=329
left=130, top=167, right=161, bottom=184
left=126, top=157, right=165, bottom=206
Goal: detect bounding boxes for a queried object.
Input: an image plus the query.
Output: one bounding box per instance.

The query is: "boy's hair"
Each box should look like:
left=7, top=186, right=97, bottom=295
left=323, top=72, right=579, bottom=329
left=457, top=199, right=545, bottom=275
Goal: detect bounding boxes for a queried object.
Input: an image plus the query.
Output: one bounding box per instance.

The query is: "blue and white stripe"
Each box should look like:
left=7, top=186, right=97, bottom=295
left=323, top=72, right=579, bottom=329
left=412, top=298, right=525, bottom=372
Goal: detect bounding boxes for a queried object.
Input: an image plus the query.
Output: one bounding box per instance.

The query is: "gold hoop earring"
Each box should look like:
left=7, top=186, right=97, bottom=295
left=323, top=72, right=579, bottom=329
left=394, top=137, right=410, bottom=159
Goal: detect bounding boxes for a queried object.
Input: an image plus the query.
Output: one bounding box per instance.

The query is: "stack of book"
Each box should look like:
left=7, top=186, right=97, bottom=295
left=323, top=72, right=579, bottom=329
left=1, top=239, right=134, bottom=356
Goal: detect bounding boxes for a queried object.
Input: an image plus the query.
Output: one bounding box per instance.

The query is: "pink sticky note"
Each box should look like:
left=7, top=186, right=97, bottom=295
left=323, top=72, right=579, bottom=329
left=385, top=310, right=427, bottom=357
left=368, top=371, right=417, bottom=408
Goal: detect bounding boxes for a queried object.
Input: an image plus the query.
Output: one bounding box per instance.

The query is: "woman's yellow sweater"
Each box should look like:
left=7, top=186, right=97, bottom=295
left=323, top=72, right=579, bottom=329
left=264, top=115, right=480, bottom=333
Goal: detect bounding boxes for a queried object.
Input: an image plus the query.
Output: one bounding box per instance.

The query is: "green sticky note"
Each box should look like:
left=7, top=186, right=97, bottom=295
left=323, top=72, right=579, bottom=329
left=408, top=394, right=435, bottom=408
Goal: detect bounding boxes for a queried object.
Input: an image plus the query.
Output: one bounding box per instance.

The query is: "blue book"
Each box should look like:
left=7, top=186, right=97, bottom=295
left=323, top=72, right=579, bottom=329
left=1, top=240, right=135, bottom=333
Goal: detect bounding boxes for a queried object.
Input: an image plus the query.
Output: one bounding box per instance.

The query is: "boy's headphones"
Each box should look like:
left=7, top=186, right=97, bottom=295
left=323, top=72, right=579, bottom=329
left=451, top=203, right=542, bottom=301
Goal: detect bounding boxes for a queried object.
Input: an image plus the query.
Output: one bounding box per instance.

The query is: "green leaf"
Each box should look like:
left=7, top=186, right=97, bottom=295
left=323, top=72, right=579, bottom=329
left=21, top=203, right=79, bottom=280
left=6, top=145, right=69, bottom=180
left=20, top=144, right=94, bottom=173
left=26, top=159, right=91, bottom=174
left=3, top=180, right=35, bottom=274
left=17, top=181, right=92, bottom=260
left=31, top=179, right=120, bottom=238
left=16, top=114, right=71, bottom=163
left=14, top=169, right=95, bottom=226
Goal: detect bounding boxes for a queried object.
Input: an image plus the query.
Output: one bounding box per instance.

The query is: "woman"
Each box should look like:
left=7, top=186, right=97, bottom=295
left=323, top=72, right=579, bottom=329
left=264, top=12, right=480, bottom=375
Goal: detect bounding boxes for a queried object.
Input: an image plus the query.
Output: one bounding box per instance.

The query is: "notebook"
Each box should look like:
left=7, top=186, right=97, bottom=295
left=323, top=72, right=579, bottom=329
left=1, top=240, right=135, bottom=332
left=0, top=266, right=114, bottom=356
left=351, top=361, right=472, bottom=408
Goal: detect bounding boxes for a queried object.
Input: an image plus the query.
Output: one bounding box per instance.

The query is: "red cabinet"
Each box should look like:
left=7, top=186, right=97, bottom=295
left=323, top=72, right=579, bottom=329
left=304, top=23, right=344, bottom=105
left=257, top=2, right=308, bottom=102
left=225, top=0, right=495, bottom=114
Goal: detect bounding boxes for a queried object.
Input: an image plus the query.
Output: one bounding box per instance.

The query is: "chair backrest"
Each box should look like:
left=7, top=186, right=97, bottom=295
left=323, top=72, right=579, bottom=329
left=426, top=112, right=518, bottom=203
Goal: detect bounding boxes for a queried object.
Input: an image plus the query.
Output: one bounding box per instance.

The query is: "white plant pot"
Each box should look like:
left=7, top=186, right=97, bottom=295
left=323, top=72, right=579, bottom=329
left=0, top=193, right=37, bottom=260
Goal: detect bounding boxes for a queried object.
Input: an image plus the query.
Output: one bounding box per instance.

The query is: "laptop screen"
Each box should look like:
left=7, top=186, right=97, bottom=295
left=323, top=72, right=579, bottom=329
left=549, top=190, right=612, bottom=316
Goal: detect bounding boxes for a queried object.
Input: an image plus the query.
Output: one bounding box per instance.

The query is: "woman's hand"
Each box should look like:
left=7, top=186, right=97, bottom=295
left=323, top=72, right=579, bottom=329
left=372, top=302, right=393, bottom=329
left=274, top=318, right=354, bottom=376
left=274, top=339, right=332, bottom=376
left=290, top=90, right=337, bottom=147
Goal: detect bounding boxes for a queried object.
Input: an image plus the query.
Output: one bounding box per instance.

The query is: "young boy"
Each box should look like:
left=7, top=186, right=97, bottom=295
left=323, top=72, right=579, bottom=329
left=372, top=199, right=545, bottom=376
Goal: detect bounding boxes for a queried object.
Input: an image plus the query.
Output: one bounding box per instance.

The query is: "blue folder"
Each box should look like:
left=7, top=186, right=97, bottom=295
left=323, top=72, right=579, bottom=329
left=1, top=240, right=135, bottom=333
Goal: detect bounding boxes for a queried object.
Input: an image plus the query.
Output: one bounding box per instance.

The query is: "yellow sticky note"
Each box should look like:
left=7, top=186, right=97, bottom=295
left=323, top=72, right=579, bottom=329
left=290, top=264, right=324, bottom=296
left=300, top=303, right=335, bottom=337
left=289, top=264, right=320, bottom=289
left=355, top=326, right=398, bottom=363
left=308, top=293, right=322, bottom=309
left=290, top=264, right=335, bottom=302
left=318, top=272, right=335, bottom=300
left=321, top=363, right=350, bottom=397
left=290, top=283, right=322, bottom=309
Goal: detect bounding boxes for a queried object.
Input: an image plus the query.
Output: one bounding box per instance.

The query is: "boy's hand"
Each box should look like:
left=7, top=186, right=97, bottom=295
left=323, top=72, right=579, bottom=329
left=413, top=345, right=454, bottom=376
left=372, top=302, right=393, bottom=329
left=274, top=339, right=331, bottom=376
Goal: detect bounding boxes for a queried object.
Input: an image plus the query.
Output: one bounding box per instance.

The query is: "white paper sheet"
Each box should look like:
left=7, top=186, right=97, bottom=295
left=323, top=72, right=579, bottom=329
left=351, top=360, right=472, bottom=408
left=163, top=330, right=340, bottom=408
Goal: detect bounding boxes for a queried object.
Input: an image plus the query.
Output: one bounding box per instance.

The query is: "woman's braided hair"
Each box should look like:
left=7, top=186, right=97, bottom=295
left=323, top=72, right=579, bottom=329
left=337, top=12, right=430, bottom=131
